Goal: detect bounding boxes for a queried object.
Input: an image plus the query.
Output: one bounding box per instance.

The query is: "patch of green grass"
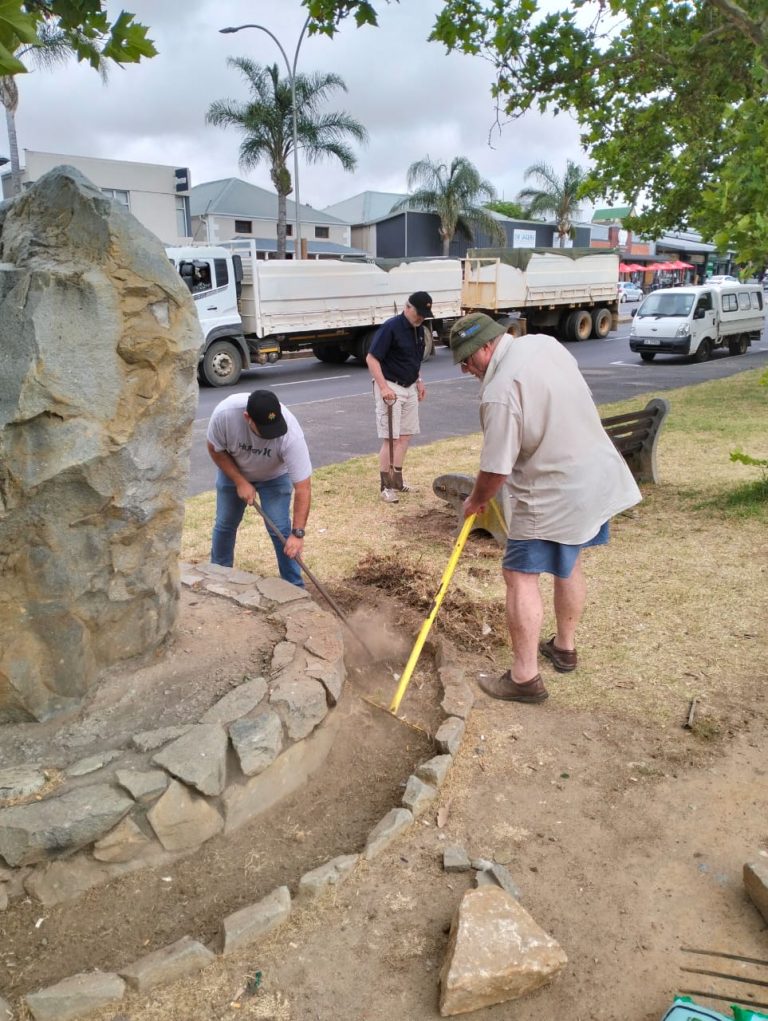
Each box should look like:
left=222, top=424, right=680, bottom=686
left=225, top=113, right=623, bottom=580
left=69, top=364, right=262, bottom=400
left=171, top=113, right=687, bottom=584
left=694, top=476, right=768, bottom=519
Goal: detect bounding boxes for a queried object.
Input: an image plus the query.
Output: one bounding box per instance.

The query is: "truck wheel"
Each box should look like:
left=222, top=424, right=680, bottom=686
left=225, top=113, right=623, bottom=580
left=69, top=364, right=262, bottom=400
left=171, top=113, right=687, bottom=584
left=566, top=310, right=593, bottom=342
left=312, top=343, right=350, bottom=364
left=422, top=331, right=435, bottom=361
left=201, top=340, right=243, bottom=386
left=728, top=333, right=749, bottom=356
left=353, top=329, right=377, bottom=365
left=640, top=352, right=656, bottom=362
left=591, top=308, right=612, bottom=339
left=692, top=338, right=712, bottom=363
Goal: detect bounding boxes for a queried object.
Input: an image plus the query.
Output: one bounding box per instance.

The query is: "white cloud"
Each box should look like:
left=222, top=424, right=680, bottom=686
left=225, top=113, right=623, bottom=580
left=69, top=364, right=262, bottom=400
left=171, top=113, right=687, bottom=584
left=4, top=0, right=587, bottom=210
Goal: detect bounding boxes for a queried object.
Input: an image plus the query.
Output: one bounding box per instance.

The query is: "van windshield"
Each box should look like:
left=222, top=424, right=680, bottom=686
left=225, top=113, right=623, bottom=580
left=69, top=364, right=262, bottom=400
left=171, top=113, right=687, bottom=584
left=637, top=293, right=695, bottom=318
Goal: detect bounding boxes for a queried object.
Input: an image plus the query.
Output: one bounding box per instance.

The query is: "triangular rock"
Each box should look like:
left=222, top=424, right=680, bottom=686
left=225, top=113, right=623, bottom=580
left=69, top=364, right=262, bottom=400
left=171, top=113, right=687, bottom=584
left=439, top=886, right=567, bottom=1016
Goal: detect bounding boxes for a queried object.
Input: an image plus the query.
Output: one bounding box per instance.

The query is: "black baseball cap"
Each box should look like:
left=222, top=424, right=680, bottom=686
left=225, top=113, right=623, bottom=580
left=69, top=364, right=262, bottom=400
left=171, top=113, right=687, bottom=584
left=246, top=390, right=288, bottom=439
left=407, top=291, right=434, bottom=318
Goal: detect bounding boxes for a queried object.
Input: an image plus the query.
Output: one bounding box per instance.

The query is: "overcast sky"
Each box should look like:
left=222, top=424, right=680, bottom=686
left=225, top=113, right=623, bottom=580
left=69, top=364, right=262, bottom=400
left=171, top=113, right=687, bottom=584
left=3, top=0, right=589, bottom=214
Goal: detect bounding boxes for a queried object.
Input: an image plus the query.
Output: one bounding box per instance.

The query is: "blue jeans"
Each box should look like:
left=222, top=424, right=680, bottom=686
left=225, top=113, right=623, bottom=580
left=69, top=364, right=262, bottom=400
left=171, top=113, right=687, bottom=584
left=211, top=471, right=304, bottom=587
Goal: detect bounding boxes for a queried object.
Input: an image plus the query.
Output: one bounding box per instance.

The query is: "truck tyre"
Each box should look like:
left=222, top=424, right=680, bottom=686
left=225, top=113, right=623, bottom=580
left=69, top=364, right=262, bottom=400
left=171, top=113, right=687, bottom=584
left=201, top=340, right=243, bottom=387
left=354, top=329, right=377, bottom=365
left=591, top=308, right=612, bottom=339
left=692, top=338, right=712, bottom=363
left=312, top=343, right=350, bottom=364
left=566, top=310, right=593, bottom=342
left=422, top=330, right=435, bottom=361
left=728, top=333, right=749, bottom=356
left=640, top=351, right=656, bottom=362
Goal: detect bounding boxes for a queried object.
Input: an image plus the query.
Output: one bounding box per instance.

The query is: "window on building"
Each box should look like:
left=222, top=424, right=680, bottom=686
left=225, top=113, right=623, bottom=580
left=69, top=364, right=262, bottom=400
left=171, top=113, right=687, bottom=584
left=234, top=219, right=253, bottom=234
left=314, top=226, right=330, bottom=239
left=102, top=188, right=130, bottom=209
left=176, top=195, right=190, bottom=238
left=286, top=224, right=293, bottom=236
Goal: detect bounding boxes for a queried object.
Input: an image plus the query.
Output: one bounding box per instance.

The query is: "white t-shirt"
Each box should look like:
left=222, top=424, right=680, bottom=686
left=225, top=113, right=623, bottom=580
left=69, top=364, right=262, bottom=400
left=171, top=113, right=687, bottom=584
left=479, top=333, right=641, bottom=544
left=206, top=394, right=312, bottom=484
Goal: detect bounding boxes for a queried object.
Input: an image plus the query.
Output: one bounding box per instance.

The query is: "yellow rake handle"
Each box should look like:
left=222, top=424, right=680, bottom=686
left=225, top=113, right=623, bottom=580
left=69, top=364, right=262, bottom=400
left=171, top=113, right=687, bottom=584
left=389, top=513, right=477, bottom=715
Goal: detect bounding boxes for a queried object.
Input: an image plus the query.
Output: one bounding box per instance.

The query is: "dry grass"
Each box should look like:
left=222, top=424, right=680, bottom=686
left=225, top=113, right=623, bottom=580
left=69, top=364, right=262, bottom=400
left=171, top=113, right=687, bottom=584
left=182, top=368, right=768, bottom=733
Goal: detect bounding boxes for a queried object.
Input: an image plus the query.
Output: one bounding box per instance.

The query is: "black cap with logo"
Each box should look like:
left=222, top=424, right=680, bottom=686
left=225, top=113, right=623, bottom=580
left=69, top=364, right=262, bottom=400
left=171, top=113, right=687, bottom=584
left=246, top=390, right=288, bottom=439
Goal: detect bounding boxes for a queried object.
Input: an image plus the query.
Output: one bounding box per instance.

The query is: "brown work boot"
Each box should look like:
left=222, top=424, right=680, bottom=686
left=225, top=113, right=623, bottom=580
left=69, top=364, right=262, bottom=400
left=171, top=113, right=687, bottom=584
left=478, top=671, right=548, bottom=703
left=539, top=636, right=578, bottom=673
left=390, top=468, right=417, bottom=493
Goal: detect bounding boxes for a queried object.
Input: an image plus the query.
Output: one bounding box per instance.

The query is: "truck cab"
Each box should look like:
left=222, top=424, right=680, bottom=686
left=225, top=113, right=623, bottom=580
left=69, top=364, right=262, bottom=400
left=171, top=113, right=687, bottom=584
left=629, top=283, right=765, bottom=362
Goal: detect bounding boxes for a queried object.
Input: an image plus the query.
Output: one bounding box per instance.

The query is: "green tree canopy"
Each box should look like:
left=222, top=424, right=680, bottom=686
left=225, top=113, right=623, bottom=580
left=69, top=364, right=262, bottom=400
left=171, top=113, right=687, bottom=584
left=302, top=0, right=768, bottom=268
left=396, top=155, right=505, bottom=255
left=516, top=160, right=587, bottom=246
left=485, top=199, right=529, bottom=220
left=0, top=2, right=155, bottom=75
left=206, top=58, right=367, bottom=258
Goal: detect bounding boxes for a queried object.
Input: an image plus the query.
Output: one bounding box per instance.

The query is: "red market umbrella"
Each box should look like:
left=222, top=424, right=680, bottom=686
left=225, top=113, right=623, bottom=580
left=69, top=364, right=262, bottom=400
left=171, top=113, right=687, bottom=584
left=645, top=263, right=668, bottom=271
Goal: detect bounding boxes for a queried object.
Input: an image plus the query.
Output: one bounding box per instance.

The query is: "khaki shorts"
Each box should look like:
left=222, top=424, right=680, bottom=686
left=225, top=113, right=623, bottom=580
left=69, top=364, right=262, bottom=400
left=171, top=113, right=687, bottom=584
left=374, top=381, right=420, bottom=439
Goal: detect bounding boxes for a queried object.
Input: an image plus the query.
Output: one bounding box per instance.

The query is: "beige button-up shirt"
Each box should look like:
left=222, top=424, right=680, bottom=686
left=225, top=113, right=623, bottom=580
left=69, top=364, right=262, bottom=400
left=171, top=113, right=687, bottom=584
left=479, top=333, right=641, bottom=544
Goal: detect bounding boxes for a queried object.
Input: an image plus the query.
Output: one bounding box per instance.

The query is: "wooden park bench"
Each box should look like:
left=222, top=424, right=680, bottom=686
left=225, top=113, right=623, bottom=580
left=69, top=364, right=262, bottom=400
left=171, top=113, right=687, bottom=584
left=433, top=397, right=669, bottom=545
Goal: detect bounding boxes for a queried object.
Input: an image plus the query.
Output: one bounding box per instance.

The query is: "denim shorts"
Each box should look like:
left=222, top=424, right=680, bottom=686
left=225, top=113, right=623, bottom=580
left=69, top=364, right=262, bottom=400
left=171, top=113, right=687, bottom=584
left=502, top=522, right=610, bottom=578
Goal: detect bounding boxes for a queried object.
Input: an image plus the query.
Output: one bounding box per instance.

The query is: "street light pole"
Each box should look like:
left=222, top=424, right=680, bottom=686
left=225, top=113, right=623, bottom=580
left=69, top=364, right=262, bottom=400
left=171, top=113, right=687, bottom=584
left=220, top=15, right=311, bottom=259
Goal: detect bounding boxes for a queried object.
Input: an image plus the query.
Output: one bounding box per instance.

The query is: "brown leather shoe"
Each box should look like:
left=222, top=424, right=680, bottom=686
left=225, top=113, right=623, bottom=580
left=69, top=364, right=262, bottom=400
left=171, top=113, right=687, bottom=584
left=478, top=671, right=549, bottom=703
left=539, top=636, right=577, bottom=673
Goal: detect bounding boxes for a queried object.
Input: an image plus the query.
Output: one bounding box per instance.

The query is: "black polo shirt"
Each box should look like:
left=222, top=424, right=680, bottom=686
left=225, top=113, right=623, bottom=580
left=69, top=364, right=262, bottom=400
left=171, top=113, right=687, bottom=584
left=368, top=312, right=425, bottom=386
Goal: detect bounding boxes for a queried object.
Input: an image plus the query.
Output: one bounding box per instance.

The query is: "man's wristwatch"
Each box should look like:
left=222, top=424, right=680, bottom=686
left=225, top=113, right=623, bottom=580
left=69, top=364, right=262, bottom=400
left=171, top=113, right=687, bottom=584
left=291, top=528, right=305, bottom=538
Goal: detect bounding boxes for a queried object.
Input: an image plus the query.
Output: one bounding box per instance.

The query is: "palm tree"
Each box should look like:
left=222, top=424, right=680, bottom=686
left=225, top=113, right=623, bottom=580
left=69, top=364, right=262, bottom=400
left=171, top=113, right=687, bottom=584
left=207, top=59, right=367, bottom=258
left=1, top=22, right=105, bottom=196
left=516, top=160, right=587, bottom=247
left=396, top=156, right=505, bottom=256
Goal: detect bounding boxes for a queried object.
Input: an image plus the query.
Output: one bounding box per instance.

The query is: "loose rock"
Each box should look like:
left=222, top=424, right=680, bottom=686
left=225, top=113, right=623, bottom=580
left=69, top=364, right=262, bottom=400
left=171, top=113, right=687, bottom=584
left=443, top=845, right=472, bottom=873
left=439, top=886, right=567, bottom=1016
left=147, top=779, right=223, bottom=852
left=131, top=726, right=193, bottom=753
left=119, top=936, right=215, bottom=993
left=114, top=768, right=170, bottom=804
left=0, top=766, right=46, bottom=804
left=67, top=750, right=122, bottom=777
left=199, top=677, right=268, bottom=724
left=744, top=861, right=768, bottom=924
left=435, top=717, right=465, bottom=757
left=93, top=817, right=152, bottom=863
left=416, top=755, right=453, bottom=788
left=269, top=678, right=328, bottom=741
left=298, top=855, right=358, bottom=900
left=402, top=775, right=438, bottom=817
left=364, top=808, right=413, bottom=860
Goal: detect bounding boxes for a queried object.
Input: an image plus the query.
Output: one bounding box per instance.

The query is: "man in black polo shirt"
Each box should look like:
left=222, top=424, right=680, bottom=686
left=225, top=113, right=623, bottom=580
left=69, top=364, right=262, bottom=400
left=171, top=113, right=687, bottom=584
left=366, top=291, right=432, bottom=503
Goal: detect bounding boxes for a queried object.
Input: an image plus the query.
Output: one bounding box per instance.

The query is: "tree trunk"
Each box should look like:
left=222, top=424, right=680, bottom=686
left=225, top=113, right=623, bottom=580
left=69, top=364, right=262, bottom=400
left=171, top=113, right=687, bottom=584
left=276, top=190, right=287, bottom=259
left=0, top=77, right=21, bottom=197
left=441, top=230, right=453, bottom=257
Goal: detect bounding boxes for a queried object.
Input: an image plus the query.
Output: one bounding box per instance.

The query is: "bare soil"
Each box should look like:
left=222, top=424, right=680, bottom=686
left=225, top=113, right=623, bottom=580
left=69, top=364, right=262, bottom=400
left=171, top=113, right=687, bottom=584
left=2, top=579, right=767, bottom=1021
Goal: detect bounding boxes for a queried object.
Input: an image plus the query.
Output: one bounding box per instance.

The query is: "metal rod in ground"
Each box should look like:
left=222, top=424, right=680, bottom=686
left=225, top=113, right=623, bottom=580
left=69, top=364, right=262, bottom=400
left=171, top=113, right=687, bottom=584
left=683, top=697, right=698, bottom=729
left=250, top=501, right=378, bottom=662
left=389, top=513, right=477, bottom=715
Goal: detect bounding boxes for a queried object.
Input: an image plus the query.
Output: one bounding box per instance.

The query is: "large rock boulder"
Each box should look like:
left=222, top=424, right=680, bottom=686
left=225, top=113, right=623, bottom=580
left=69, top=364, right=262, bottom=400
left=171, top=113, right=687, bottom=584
left=0, top=167, right=202, bottom=721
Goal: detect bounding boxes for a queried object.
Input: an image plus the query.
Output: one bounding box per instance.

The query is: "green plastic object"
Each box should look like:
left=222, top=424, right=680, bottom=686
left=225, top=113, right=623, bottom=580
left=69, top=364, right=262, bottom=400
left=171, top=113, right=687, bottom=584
left=660, top=997, right=732, bottom=1021
left=731, top=1007, right=768, bottom=1021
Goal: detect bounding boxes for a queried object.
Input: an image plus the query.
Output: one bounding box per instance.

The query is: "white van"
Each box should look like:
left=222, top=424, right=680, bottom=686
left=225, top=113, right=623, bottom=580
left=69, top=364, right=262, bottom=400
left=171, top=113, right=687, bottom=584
left=629, top=283, right=765, bottom=362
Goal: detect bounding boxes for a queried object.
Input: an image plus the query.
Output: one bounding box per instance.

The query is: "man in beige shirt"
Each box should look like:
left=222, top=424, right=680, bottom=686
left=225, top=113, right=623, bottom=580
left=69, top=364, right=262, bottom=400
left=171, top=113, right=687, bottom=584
left=449, top=313, right=641, bottom=704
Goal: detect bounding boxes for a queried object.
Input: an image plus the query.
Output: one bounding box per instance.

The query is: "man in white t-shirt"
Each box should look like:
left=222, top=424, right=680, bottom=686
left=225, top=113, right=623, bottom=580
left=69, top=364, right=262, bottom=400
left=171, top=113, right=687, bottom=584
left=449, top=313, right=642, bottom=703
left=206, top=390, right=312, bottom=587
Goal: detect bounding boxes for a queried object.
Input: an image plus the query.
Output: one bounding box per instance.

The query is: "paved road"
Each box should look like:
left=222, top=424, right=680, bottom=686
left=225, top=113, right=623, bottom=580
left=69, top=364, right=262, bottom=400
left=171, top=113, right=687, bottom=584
left=189, top=314, right=768, bottom=496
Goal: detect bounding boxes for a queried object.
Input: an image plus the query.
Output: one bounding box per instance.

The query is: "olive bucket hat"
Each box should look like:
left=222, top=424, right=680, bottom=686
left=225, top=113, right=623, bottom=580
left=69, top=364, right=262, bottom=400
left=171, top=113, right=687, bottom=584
left=449, top=312, right=507, bottom=364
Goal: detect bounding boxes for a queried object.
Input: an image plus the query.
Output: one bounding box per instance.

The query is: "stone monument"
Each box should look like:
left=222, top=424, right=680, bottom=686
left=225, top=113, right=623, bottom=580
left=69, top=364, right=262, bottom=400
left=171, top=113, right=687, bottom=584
left=0, top=167, right=202, bottom=721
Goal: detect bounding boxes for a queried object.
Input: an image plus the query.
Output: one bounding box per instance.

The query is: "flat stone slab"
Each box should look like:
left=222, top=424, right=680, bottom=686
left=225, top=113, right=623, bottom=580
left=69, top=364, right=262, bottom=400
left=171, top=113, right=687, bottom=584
left=131, top=725, right=192, bottom=753
left=221, top=885, right=291, bottom=956
left=25, top=971, right=125, bottom=1021
left=229, top=710, right=283, bottom=776
left=0, top=784, right=134, bottom=866
left=305, top=656, right=344, bottom=706
left=441, top=683, right=475, bottom=720
left=416, top=754, right=453, bottom=788
left=744, top=861, right=768, bottom=924
left=443, top=845, right=472, bottom=873
left=115, top=768, right=170, bottom=804
left=67, top=750, right=122, bottom=777
left=269, top=678, right=328, bottom=741
left=256, top=577, right=310, bottom=604
left=439, top=887, right=567, bottom=1016
left=152, top=724, right=228, bottom=796
left=199, top=677, right=268, bottom=725
left=0, top=766, right=46, bottom=804
left=120, top=935, right=215, bottom=993
left=298, top=854, right=358, bottom=900
left=147, top=779, right=223, bottom=852
left=364, top=808, right=413, bottom=860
